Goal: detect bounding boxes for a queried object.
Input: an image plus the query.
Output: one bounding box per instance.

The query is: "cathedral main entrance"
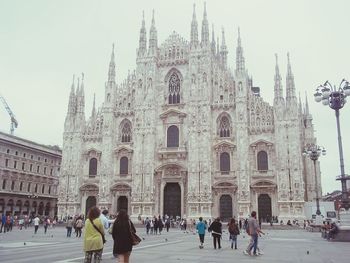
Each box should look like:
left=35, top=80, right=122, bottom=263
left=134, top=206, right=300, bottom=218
left=220, top=195, right=232, bottom=221
left=117, top=196, right=128, bottom=213
left=258, top=194, right=272, bottom=222
left=85, top=196, right=96, bottom=216
left=163, top=183, right=181, bottom=218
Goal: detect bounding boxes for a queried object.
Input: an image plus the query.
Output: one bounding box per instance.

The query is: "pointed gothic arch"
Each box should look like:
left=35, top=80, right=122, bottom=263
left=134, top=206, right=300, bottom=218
left=165, top=68, right=183, bottom=105
left=120, top=119, right=132, bottom=143
left=217, top=112, right=232, bottom=138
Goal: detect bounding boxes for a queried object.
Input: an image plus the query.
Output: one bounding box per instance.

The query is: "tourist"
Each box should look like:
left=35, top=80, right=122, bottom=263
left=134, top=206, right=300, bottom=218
left=243, top=211, right=264, bottom=256
left=99, top=210, right=109, bottom=230
left=154, top=216, right=159, bottom=234
left=84, top=206, right=105, bottom=263
left=158, top=215, right=164, bottom=234
left=66, top=217, right=73, bottom=237
left=165, top=217, right=170, bottom=232
left=75, top=216, right=84, bottom=238
left=112, top=209, right=136, bottom=263
left=150, top=219, right=154, bottom=234
left=19, top=217, right=24, bottom=230
left=196, top=217, right=206, bottom=249
left=0, top=213, right=6, bottom=233
left=33, top=215, right=40, bottom=234
left=43, top=217, right=49, bottom=234
left=228, top=218, right=240, bottom=249
left=145, top=217, right=150, bottom=234
left=24, top=215, right=29, bottom=229
left=328, top=222, right=339, bottom=241
left=208, top=217, right=222, bottom=249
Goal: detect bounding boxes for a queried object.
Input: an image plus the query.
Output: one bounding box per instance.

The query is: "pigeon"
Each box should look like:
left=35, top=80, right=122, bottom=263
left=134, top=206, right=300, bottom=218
left=142, top=237, right=145, bottom=240
left=165, top=238, right=168, bottom=242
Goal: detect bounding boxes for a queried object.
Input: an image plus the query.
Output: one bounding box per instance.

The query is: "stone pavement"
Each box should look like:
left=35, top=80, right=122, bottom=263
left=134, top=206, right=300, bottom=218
left=0, top=226, right=349, bottom=263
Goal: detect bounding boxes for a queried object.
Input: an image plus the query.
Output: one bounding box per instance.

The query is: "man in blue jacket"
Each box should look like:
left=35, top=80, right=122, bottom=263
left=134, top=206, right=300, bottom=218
left=196, top=217, right=206, bottom=249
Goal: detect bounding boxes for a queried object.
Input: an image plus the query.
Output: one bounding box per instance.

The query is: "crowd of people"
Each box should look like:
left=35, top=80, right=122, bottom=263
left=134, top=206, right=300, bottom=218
left=3, top=208, right=341, bottom=262
left=0, top=213, right=58, bottom=234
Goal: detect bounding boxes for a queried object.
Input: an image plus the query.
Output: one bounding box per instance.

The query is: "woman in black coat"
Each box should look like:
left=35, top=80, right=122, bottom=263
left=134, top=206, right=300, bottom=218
left=208, top=217, right=222, bottom=249
left=112, top=210, right=136, bottom=263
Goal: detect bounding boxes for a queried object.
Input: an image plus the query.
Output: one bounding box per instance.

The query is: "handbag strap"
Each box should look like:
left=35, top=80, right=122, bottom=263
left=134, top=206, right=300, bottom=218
left=90, top=219, right=105, bottom=242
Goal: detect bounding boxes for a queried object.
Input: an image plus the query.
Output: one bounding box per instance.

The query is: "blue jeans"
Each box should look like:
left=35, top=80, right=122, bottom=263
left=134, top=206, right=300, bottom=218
left=67, top=227, right=72, bottom=237
left=251, top=234, right=258, bottom=254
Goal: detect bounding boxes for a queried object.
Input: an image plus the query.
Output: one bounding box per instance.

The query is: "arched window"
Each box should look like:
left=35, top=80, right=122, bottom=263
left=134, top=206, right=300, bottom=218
left=120, top=157, right=128, bottom=175
left=89, top=158, right=98, bottom=176
left=219, top=116, right=231, bottom=137
left=220, top=152, right=230, bottom=172
left=257, top=151, right=268, bottom=171
left=167, top=125, right=179, bottom=147
left=121, top=121, right=132, bottom=143
left=168, top=72, right=181, bottom=104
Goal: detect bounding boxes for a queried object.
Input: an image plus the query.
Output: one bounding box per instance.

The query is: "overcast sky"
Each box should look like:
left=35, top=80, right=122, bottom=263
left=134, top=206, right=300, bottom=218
left=1, top=0, right=349, bottom=194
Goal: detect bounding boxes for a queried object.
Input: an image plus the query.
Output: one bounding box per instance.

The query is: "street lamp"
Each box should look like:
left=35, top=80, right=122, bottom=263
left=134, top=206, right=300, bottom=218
left=314, top=79, right=350, bottom=216
left=303, top=144, right=326, bottom=217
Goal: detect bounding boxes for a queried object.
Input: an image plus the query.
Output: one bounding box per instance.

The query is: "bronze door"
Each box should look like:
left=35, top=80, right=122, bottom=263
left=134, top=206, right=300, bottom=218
left=85, top=196, right=97, bottom=216
left=117, top=196, right=128, bottom=214
left=220, top=195, right=232, bottom=221
left=164, top=183, right=181, bottom=217
left=258, top=194, right=272, bottom=222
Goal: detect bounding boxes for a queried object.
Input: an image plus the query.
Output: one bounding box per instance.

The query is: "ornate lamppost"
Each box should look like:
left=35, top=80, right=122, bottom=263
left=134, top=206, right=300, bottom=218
left=303, top=144, right=326, bottom=220
left=314, top=79, right=350, bottom=224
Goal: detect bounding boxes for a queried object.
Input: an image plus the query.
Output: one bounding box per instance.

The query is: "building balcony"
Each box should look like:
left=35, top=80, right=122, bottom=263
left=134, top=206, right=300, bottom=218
left=251, top=170, right=274, bottom=178
left=157, top=146, right=187, bottom=160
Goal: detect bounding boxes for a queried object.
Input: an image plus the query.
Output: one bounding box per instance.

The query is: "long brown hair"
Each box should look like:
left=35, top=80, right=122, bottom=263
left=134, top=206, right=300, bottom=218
left=115, top=209, right=129, bottom=224
left=228, top=218, right=236, bottom=229
left=87, top=206, right=100, bottom=221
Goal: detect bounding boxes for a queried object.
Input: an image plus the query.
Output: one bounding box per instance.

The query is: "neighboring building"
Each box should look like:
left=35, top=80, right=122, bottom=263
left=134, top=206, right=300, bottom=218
left=58, top=5, right=320, bottom=221
left=0, top=131, right=61, bottom=218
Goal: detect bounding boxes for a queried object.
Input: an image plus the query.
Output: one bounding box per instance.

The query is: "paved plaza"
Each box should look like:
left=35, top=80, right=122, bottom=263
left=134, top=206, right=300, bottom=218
left=0, top=226, right=349, bottom=263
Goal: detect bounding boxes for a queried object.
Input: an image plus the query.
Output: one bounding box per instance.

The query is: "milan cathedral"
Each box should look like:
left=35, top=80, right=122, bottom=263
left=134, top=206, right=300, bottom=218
left=58, top=4, right=320, bottom=222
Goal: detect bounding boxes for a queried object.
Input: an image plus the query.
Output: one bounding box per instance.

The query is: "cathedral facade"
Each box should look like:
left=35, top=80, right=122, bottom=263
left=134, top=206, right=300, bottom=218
left=58, top=5, right=320, bottom=222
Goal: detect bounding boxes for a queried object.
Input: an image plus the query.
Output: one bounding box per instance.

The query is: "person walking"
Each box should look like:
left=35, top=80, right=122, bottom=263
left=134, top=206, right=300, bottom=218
left=145, top=217, right=150, bottom=235
left=228, top=218, right=240, bottom=249
left=158, top=216, right=164, bottom=234
left=75, top=216, right=84, bottom=238
left=99, top=210, right=109, bottom=230
left=153, top=217, right=158, bottom=235
left=208, top=217, right=222, bottom=249
left=165, top=217, right=170, bottom=232
left=150, top=219, right=154, bottom=234
left=196, top=217, right=206, bottom=249
left=244, top=211, right=264, bottom=256
left=66, top=217, right=74, bottom=237
left=43, top=217, right=49, bottom=234
left=112, top=209, right=136, bottom=263
left=0, top=213, right=6, bottom=233
left=84, top=206, right=105, bottom=263
left=33, top=215, right=40, bottom=234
